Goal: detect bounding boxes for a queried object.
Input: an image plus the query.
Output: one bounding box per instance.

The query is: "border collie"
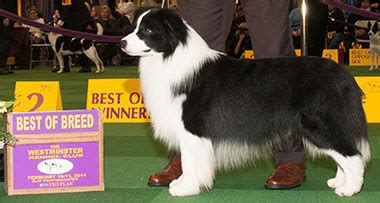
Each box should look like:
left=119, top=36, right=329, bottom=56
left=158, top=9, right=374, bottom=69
left=48, top=32, right=104, bottom=73
left=120, top=9, right=370, bottom=197
left=368, top=21, right=380, bottom=71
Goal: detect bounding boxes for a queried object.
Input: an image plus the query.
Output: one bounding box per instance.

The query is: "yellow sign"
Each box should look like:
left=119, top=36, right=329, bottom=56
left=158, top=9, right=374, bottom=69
left=62, top=0, right=72, bottom=6
left=295, top=49, right=301, bottom=56
left=13, top=81, right=63, bottom=112
left=86, top=79, right=150, bottom=123
left=322, top=49, right=339, bottom=63
left=355, top=77, right=380, bottom=123
left=349, top=49, right=380, bottom=66
left=244, top=50, right=254, bottom=59
left=246, top=49, right=338, bottom=63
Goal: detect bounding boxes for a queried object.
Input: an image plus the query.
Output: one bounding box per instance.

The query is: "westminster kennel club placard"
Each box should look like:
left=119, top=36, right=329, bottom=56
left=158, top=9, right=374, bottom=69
left=4, top=110, right=104, bottom=195
left=86, top=79, right=150, bottom=123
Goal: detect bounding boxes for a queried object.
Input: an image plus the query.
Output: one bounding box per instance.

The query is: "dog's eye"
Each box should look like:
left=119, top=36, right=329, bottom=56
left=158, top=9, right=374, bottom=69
left=143, top=28, right=153, bottom=35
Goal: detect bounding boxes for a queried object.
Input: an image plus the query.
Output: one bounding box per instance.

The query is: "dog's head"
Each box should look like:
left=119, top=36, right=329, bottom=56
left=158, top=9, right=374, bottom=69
left=120, top=9, right=188, bottom=58
left=368, top=21, right=379, bottom=36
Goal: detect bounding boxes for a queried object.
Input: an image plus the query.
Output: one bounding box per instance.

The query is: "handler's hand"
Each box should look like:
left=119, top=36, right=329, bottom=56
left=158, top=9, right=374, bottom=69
left=2, top=18, right=10, bottom=26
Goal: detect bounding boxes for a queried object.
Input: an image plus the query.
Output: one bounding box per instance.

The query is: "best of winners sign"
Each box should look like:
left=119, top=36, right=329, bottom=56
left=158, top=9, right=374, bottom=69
left=4, top=110, right=104, bottom=195
left=86, top=79, right=150, bottom=123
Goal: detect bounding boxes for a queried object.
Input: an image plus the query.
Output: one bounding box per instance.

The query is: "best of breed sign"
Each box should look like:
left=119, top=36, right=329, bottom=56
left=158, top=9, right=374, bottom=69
left=4, top=110, right=104, bottom=195
left=86, top=79, right=150, bottom=123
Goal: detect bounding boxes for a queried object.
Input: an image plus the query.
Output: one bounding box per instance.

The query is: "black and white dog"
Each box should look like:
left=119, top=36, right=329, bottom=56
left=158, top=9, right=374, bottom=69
left=120, top=9, right=370, bottom=197
left=48, top=32, right=104, bottom=73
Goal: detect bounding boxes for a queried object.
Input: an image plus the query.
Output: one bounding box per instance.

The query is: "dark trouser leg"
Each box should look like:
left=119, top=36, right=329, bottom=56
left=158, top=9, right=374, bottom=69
left=178, top=0, right=235, bottom=52
left=241, top=0, right=296, bottom=58
left=0, top=36, right=11, bottom=68
left=78, top=53, right=92, bottom=72
left=63, top=55, right=70, bottom=72
left=0, top=29, right=12, bottom=73
left=273, top=137, right=305, bottom=166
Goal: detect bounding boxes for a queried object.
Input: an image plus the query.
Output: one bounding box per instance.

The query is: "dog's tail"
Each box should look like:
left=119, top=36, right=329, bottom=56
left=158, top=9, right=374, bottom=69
left=96, top=23, right=103, bottom=36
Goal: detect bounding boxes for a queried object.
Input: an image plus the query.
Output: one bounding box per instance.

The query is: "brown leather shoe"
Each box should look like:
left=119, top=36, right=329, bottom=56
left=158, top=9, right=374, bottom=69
left=265, top=163, right=306, bottom=189
left=148, top=154, right=182, bottom=187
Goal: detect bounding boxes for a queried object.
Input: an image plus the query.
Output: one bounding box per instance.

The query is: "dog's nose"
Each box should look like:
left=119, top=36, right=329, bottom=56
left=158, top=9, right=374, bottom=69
left=120, top=40, right=127, bottom=49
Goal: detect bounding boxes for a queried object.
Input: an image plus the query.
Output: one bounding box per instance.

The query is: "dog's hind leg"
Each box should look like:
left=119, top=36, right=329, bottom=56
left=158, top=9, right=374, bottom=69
left=370, top=50, right=374, bottom=71
left=83, top=47, right=101, bottom=73
left=169, top=131, right=215, bottom=196
left=327, top=165, right=344, bottom=189
left=325, top=151, right=365, bottom=197
left=376, top=52, right=379, bottom=69
left=94, top=51, right=104, bottom=73
left=301, top=109, right=368, bottom=196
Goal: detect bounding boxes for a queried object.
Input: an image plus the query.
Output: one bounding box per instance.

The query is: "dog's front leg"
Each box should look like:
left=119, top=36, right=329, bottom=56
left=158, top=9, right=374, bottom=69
left=56, top=53, right=65, bottom=74
left=169, top=131, right=215, bottom=196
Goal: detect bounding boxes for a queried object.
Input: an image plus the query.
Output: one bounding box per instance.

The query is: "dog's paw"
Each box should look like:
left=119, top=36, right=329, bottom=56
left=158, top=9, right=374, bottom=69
left=95, top=70, right=100, bottom=73
left=334, top=185, right=360, bottom=197
left=57, top=70, right=63, bottom=74
left=327, top=177, right=344, bottom=189
left=334, top=180, right=362, bottom=197
left=169, top=177, right=200, bottom=196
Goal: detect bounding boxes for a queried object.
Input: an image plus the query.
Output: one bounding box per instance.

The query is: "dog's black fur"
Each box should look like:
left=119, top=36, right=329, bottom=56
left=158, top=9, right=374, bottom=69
left=177, top=55, right=366, bottom=157
left=54, top=36, right=93, bottom=53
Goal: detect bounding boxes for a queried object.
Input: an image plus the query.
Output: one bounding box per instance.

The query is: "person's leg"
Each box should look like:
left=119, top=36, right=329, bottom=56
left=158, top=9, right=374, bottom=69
left=328, top=33, right=344, bottom=49
left=78, top=53, right=92, bottom=73
left=0, top=29, right=13, bottom=74
left=178, top=0, right=235, bottom=52
left=241, top=0, right=305, bottom=189
left=148, top=0, right=236, bottom=187
left=241, top=0, right=296, bottom=58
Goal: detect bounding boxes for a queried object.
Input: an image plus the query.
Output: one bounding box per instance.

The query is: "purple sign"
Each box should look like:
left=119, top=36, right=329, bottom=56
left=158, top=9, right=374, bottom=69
left=12, top=142, right=99, bottom=189
left=11, top=110, right=99, bottom=135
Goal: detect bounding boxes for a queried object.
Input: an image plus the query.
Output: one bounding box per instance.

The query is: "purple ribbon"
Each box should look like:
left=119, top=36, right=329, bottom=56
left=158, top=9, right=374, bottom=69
left=326, top=0, right=380, bottom=20
left=0, top=8, right=124, bottom=43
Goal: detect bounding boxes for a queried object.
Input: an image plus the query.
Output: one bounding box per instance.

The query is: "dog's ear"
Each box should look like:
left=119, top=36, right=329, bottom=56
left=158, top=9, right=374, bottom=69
left=368, top=21, right=372, bottom=32
left=133, top=7, right=157, bottom=24
left=374, top=21, right=379, bottom=34
left=159, top=9, right=188, bottom=43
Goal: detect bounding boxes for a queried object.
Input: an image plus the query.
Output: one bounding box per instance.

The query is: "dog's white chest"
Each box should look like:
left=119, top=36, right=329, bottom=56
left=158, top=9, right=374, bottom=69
left=139, top=59, right=187, bottom=148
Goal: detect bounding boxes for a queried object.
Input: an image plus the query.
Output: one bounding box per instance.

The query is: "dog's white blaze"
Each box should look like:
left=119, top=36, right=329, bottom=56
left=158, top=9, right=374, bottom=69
left=122, top=31, right=152, bottom=56
left=121, top=10, right=153, bottom=56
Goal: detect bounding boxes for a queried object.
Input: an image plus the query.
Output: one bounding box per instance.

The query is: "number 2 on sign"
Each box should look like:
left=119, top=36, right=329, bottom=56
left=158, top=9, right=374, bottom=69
left=27, top=93, right=44, bottom=111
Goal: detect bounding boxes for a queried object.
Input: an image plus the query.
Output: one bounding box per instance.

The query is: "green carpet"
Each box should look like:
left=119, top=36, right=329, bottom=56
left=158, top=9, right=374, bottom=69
left=0, top=66, right=379, bottom=202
